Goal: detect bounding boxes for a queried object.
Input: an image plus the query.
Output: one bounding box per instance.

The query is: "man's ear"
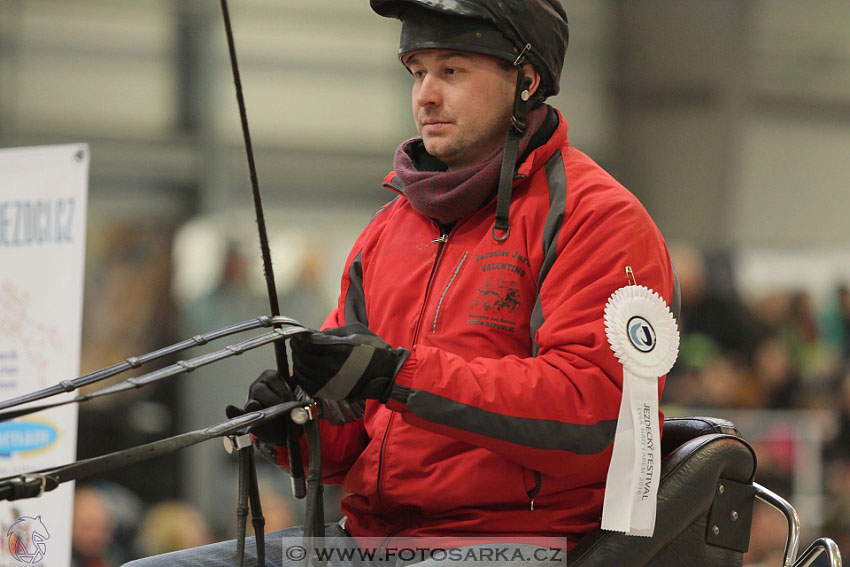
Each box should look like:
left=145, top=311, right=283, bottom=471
left=521, top=63, right=542, bottom=98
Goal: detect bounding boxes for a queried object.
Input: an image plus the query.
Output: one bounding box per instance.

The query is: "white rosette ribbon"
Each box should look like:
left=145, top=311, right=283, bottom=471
left=601, top=285, right=679, bottom=537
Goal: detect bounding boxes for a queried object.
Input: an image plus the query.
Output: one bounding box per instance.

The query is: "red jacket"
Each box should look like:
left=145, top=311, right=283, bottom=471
left=276, top=109, right=674, bottom=548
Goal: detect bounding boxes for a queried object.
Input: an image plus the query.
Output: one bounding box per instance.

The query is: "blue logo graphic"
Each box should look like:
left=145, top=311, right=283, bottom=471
left=627, top=316, right=656, bottom=353
left=7, top=515, right=49, bottom=564
left=0, top=422, right=57, bottom=458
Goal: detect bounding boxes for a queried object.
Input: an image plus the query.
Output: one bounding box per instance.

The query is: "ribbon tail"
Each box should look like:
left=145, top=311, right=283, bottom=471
left=601, top=370, right=661, bottom=537
left=601, top=370, right=637, bottom=534
left=629, top=373, right=661, bottom=536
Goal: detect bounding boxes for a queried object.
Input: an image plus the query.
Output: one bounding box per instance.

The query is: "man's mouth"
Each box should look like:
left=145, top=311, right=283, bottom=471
left=421, top=119, right=451, bottom=133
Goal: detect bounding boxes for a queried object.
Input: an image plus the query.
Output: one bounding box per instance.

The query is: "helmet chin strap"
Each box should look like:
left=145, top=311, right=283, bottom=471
left=492, top=44, right=534, bottom=242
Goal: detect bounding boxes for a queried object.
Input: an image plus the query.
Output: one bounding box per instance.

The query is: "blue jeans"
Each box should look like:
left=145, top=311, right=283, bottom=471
left=123, top=522, right=352, bottom=567
left=123, top=521, right=565, bottom=567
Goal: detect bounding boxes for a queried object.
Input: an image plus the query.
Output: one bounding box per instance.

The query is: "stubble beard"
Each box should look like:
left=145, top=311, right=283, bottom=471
left=424, top=115, right=512, bottom=170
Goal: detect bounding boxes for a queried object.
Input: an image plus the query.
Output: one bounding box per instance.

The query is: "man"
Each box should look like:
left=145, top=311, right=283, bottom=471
left=127, top=1, right=675, bottom=565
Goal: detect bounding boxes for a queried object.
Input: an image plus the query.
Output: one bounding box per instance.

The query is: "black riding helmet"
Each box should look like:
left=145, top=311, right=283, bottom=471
left=370, top=0, right=569, bottom=98
left=371, top=0, right=569, bottom=241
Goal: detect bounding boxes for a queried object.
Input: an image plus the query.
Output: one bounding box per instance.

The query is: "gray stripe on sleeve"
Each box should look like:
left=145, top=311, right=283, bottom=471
left=407, top=389, right=616, bottom=455
left=530, top=151, right=568, bottom=356
left=344, top=251, right=368, bottom=326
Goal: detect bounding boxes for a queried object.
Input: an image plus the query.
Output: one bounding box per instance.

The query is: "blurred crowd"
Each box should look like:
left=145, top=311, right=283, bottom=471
left=665, top=244, right=850, bottom=566
left=71, top=483, right=209, bottom=567
left=666, top=244, right=850, bottom=416
left=70, top=479, right=308, bottom=567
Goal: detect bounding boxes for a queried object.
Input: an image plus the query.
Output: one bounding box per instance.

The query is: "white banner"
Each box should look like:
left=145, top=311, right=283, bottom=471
left=0, top=144, right=89, bottom=566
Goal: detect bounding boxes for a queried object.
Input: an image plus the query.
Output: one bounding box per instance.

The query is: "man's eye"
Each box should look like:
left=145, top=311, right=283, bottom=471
left=445, top=68, right=457, bottom=75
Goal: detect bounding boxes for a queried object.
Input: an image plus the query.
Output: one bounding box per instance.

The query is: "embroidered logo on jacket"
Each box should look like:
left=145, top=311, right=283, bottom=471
left=474, top=250, right=530, bottom=278
left=466, top=249, right=531, bottom=333
left=472, top=279, right=521, bottom=313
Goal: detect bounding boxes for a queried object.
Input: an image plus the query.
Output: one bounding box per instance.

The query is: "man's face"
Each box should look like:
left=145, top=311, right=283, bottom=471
left=405, top=50, right=516, bottom=170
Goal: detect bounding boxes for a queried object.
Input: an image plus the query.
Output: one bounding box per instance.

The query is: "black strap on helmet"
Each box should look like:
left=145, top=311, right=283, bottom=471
left=492, top=44, right=533, bottom=242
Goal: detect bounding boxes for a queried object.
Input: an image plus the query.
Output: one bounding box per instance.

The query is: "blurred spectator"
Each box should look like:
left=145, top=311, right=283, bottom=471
left=672, top=243, right=761, bottom=367
left=752, top=291, right=792, bottom=336
left=132, top=501, right=215, bottom=558
left=181, top=242, right=269, bottom=334
left=94, top=482, right=145, bottom=559
left=783, top=291, right=840, bottom=391
left=822, top=284, right=850, bottom=366
left=839, top=285, right=850, bottom=362
left=666, top=244, right=762, bottom=410
left=251, top=480, right=297, bottom=534
left=826, top=367, right=850, bottom=460
left=691, top=352, right=749, bottom=409
left=822, top=457, right=850, bottom=559
left=72, top=485, right=126, bottom=567
left=748, top=335, right=801, bottom=409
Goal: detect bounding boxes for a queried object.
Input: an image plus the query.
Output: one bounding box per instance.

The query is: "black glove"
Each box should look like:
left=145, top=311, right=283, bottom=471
left=290, top=323, right=409, bottom=402
left=225, top=369, right=295, bottom=445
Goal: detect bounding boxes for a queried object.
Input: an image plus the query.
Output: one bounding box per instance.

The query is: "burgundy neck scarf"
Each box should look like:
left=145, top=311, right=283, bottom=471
left=392, top=104, right=549, bottom=225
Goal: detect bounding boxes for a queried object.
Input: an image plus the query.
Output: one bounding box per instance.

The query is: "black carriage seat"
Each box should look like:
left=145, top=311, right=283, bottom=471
left=570, top=416, right=757, bottom=567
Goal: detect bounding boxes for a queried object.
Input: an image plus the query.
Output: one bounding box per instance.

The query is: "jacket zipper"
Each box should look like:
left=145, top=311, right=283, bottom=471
left=432, top=251, right=468, bottom=334
left=412, top=232, right=450, bottom=341
left=527, top=471, right=542, bottom=511
left=376, top=227, right=450, bottom=507
left=375, top=412, right=396, bottom=507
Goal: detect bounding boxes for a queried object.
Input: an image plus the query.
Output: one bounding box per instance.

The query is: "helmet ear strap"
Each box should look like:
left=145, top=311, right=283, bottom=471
left=510, top=43, right=534, bottom=133
left=492, top=62, right=534, bottom=242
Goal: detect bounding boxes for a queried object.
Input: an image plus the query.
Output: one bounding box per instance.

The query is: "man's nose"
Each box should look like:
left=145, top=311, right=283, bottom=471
left=414, top=75, right=442, bottom=107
